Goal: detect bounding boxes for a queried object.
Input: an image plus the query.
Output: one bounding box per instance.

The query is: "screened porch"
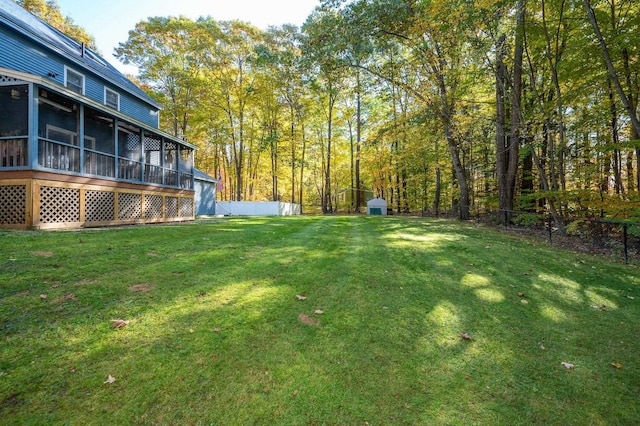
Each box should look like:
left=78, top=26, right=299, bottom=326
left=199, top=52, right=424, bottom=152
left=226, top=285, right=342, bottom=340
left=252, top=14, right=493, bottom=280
left=0, top=82, right=195, bottom=190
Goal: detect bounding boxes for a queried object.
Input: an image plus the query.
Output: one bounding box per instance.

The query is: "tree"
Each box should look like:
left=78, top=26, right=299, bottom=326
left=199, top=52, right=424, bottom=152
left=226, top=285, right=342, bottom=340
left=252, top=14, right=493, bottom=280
left=116, top=16, right=205, bottom=139
left=583, top=0, right=640, bottom=190
left=18, top=0, right=96, bottom=49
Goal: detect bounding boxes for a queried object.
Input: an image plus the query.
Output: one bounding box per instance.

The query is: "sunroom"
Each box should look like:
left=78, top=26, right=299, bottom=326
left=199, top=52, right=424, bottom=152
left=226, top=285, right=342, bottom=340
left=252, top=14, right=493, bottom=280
left=0, top=71, right=197, bottom=230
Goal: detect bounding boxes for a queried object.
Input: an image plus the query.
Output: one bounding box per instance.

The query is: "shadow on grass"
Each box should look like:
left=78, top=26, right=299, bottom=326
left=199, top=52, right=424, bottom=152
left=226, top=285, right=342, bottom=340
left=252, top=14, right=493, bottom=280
left=0, top=216, right=638, bottom=425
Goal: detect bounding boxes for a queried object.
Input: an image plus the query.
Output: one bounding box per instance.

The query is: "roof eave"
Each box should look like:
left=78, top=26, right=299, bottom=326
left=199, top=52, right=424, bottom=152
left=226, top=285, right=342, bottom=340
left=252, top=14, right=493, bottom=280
left=1, top=67, right=197, bottom=151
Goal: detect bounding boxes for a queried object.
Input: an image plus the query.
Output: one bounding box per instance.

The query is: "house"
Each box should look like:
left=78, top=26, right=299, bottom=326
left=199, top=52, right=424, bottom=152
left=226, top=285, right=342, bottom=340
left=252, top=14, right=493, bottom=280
left=0, top=0, right=203, bottom=229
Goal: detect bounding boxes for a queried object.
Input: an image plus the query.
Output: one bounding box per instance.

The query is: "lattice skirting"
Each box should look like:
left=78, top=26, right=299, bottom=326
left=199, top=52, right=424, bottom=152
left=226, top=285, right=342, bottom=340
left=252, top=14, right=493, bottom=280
left=0, top=179, right=194, bottom=230
left=0, top=183, right=28, bottom=226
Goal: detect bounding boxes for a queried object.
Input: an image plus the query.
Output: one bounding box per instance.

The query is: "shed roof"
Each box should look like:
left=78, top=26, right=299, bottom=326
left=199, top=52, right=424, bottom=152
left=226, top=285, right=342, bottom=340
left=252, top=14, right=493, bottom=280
left=0, top=0, right=159, bottom=109
left=194, top=168, right=218, bottom=183
left=367, top=197, right=387, bottom=207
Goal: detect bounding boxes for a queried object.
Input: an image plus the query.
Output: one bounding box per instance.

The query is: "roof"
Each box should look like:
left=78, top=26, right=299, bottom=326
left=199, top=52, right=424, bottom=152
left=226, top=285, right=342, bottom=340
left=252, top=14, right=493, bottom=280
left=367, top=197, right=387, bottom=206
left=194, top=169, right=218, bottom=183
left=0, top=0, right=159, bottom=109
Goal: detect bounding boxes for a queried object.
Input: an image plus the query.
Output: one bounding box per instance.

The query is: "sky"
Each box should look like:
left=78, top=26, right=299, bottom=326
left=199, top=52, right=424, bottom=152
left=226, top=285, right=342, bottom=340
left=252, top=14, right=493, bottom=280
left=55, top=0, right=321, bottom=74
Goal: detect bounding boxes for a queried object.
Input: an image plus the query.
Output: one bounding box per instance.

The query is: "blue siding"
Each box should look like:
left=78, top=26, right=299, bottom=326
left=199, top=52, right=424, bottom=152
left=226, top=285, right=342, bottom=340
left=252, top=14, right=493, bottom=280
left=0, top=27, right=159, bottom=128
left=121, top=98, right=159, bottom=128
left=0, top=25, right=64, bottom=85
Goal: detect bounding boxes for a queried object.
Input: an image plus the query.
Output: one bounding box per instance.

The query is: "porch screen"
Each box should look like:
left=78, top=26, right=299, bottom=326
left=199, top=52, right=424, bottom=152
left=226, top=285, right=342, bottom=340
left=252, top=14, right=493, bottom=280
left=0, top=85, right=28, bottom=136
left=84, top=108, right=115, bottom=177
left=0, top=84, right=28, bottom=168
left=37, top=89, right=80, bottom=172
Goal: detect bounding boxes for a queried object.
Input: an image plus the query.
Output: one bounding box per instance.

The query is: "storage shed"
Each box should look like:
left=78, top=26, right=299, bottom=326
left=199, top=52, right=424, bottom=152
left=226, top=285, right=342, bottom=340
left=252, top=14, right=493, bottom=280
left=194, top=169, right=217, bottom=216
left=367, top=198, right=387, bottom=215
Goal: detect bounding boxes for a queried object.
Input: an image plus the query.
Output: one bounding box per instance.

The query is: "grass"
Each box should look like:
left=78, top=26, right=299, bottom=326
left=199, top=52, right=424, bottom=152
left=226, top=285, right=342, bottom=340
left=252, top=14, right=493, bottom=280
left=0, top=215, right=638, bottom=425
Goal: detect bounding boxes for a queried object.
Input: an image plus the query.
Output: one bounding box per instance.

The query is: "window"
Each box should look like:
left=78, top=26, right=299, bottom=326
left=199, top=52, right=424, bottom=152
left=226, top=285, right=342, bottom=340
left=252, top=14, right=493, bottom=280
left=46, top=125, right=77, bottom=145
left=105, top=88, right=119, bottom=110
left=64, top=67, right=84, bottom=95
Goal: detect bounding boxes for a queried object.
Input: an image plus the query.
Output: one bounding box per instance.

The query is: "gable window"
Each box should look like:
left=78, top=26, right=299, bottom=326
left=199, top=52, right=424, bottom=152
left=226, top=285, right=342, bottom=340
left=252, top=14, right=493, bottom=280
left=105, top=88, right=120, bottom=110
left=64, top=67, right=84, bottom=95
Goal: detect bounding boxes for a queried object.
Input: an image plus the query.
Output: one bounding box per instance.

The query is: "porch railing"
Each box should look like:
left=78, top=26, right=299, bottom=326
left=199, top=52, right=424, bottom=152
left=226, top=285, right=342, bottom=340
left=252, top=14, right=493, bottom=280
left=1, top=137, right=27, bottom=167
left=38, top=139, right=80, bottom=172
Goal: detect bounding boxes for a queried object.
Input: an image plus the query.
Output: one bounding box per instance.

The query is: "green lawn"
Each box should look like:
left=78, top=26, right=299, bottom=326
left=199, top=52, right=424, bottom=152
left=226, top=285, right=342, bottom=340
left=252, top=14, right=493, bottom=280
left=1, top=216, right=638, bottom=425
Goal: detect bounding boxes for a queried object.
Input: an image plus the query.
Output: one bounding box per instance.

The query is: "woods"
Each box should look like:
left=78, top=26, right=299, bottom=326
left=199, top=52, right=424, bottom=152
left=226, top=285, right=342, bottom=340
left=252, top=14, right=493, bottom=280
left=29, top=0, right=640, bottom=222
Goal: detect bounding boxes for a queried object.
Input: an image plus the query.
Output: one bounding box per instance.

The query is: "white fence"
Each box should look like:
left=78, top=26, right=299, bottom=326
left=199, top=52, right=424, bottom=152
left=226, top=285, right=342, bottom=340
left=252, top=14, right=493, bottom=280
left=216, top=201, right=301, bottom=216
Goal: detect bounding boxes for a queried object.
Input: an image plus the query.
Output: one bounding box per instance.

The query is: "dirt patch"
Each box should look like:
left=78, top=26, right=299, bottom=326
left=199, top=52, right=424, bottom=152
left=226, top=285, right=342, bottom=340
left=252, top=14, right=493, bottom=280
left=146, top=252, right=159, bottom=257
left=0, top=393, right=22, bottom=410
left=129, top=284, right=156, bottom=292
left=52, top=294, right=77, bottom=303
left=14, top=290, right=30, bottom=297
left=31, top=251, right=54, bottom=257
left=73, top=279, right=96, bottom=286
left=298, top=313, right=320, bottom=326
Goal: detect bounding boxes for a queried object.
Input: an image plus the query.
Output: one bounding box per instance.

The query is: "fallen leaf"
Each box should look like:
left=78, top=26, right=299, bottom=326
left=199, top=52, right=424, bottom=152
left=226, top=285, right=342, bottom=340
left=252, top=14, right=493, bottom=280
left=213, top=327, right=221, bottom=333
left=104, top=375, right=116, bottom=384
left=189, top=329, right=194, bottom=333
left=296, top=295, right=307, bottom=301
left=626, top=295, right=635, bottom=300
left=561, top=362, right=574, bottom=369
left=521, top=299, right=529, bottom=305
left=40, top=294, right=47, bottom=300
left=459, top=332, right=472, bottom=340
left=110, top=319, right=129, bottom=329
left=610, top=362, right=622, bottom=369
left=314, top=310, right=324, bottom=315
left=517, top=292, right=526, bottom=297
left=540, top=345, right=546, bottom=351
left=464, top=375, right=471, bottom=381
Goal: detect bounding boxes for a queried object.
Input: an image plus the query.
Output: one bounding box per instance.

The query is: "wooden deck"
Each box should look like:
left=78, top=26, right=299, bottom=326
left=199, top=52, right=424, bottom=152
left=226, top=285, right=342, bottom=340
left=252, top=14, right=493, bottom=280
left=0, top=170, right=194, bottom=230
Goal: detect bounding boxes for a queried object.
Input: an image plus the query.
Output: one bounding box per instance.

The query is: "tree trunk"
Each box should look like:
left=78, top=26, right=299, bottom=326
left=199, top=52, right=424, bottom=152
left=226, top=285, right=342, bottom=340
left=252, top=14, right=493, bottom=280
left=584, top=0, right=640, bottom=139
left=290, top=106, right=296, bottom=204
left=495, top=33, right=509, bottom=221
left=355, top=78, right=362, bottom=212
left=299, top=123, right=306, bottom=214
left=323, top=91, right=336, bottom=214
left=433, top=140, right=441, bottom=216
left=445, top=123, right=470, bottom=220
left=608, top=79, right=624, bottom=194
left=506, top=0, right=525, bottom=223
left=531, top=146, right=565, bottom=233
